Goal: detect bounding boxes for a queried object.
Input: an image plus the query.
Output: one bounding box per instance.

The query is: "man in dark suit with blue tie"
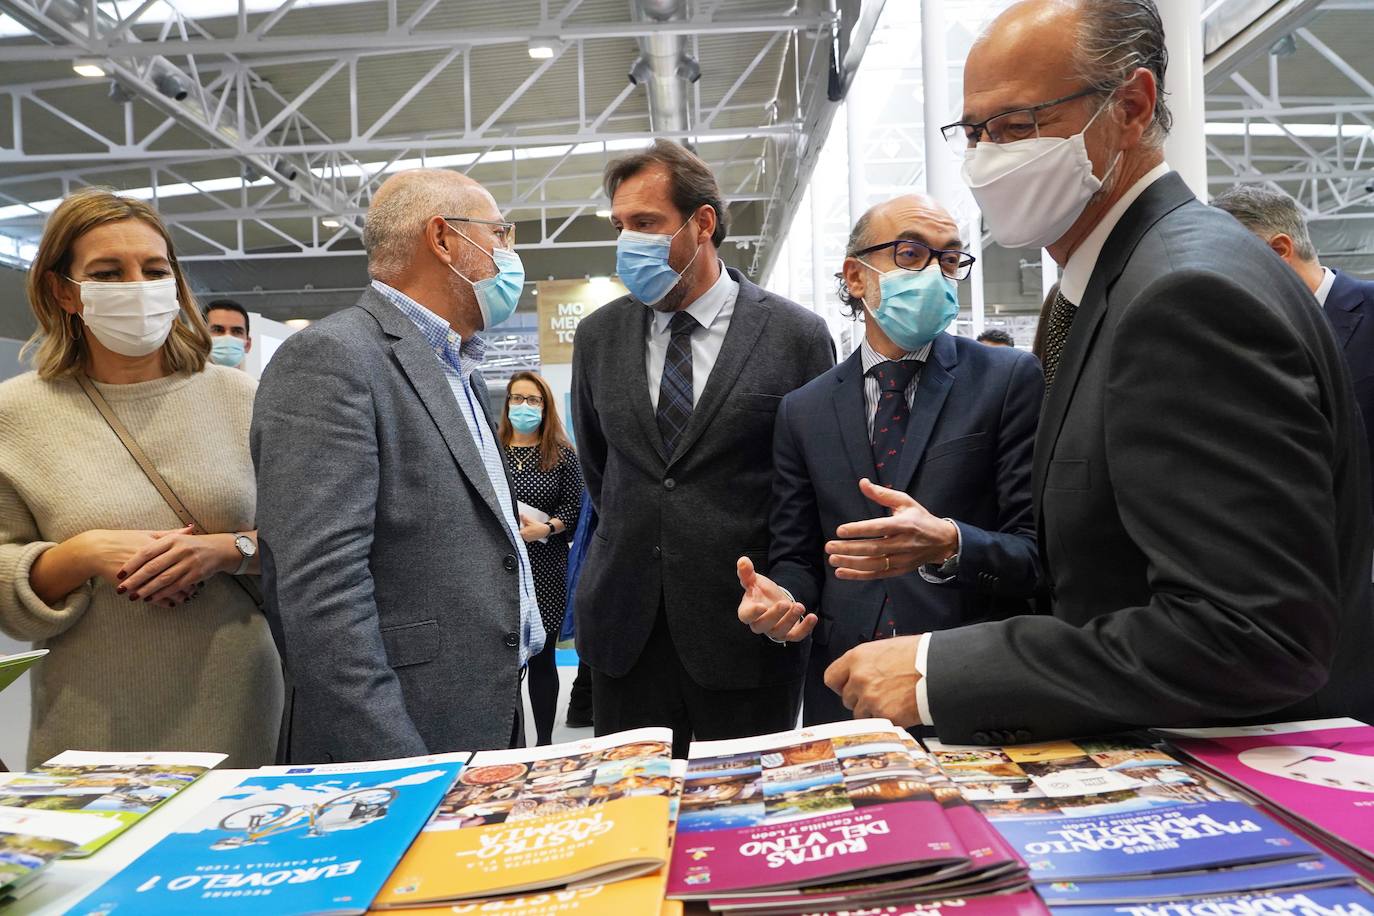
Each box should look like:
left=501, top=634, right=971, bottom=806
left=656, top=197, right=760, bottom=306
left=737, top=193, right=1044, bottom=725
left=1213, top=184, right=1374, bottom=484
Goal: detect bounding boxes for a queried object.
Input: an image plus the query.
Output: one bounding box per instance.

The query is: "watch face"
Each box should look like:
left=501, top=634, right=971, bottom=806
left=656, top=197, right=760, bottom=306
left=235, top=535, right=257, bottom=558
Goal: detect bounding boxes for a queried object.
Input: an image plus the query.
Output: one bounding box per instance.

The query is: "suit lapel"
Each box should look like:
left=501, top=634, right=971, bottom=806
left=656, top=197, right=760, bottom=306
left=667, top=272, right=770, bottom=467
left=832, top=350, right=877, bottom=482
left=358, top=290, right=511, bottom=529
left=1032, top=172, right=1197, bottom=509
left=891, top=334, right=957, bottom=493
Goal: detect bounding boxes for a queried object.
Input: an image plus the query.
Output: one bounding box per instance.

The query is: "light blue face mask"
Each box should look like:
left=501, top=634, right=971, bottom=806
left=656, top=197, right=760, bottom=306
left=209, top=335, right=246, bottom=367
left=615, top=216, right=702, bottom=306
left=508, top=403, right=543, bottom=434
left=450, top=227, right=525, bottom=330
left=860, top=261, right=960, bottom=351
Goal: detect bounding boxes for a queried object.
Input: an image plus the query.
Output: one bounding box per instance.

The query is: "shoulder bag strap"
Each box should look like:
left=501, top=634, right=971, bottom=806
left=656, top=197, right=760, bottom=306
left=75, top=372, right=264, bottom=609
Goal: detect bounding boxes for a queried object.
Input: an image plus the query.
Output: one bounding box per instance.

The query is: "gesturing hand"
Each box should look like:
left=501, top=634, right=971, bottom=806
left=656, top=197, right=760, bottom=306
left=736, top=557, right=817, bottom=644
left=824, top=478, right=959, bottom=580
left=824, top=636, right=923, bottom=725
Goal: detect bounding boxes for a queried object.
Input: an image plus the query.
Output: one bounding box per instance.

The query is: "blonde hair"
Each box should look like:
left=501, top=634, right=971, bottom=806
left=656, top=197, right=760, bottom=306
left=23, top=188, right=211, bottom=380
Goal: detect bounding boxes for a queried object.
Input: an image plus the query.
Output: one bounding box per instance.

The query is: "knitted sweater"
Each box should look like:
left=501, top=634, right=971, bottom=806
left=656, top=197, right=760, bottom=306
left=0, top=366, right=281, bottom=767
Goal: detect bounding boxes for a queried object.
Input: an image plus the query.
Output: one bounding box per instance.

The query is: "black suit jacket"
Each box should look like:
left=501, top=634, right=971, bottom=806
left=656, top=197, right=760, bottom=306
left=1325, top=269, right=1374, bottom=489
left=928, top=172, right=1374, bottom=744
left=571, top=269, right=836, bottom=690
left=767, top=335, right=1043, bottom=725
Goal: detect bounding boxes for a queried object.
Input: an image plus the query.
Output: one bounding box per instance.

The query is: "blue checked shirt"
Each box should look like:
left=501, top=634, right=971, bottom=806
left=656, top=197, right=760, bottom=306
left=371, top=280, right=545, bottom=665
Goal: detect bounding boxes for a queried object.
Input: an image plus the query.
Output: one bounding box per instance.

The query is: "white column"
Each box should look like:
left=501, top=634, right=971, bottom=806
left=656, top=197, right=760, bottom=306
left=1159, top=0, right=1209, bottom=199
left=844, top=94, right=868, bottom=227
left=1041, top=248, right=1058, bottom=299
left=810, top=181, right=827, bottom=316
left=921, top=0, right=957, bottom=201
left=969, top=215, right=986, bottom=337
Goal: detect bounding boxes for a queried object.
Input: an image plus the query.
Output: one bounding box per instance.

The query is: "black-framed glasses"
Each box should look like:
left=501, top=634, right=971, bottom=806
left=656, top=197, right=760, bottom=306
left=508, top=393, right=544, bottom=407
left=853, top=238, right=976, bottom=281
left=939, top=86, right=1104, bottom=157
left=443, top=215, right=516, bottom=249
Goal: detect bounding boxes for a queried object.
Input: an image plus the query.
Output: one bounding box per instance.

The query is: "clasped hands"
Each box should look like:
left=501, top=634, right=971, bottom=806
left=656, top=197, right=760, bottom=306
left=735, top=478, right=946, bottom=727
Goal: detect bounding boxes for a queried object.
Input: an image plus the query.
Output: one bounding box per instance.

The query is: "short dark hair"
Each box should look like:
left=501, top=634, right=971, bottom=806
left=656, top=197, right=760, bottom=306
left=977, top=328, right=1016, bottom=346
left=1074, top=0, right=1172, bottom=148
left=604, top=139, right=729, bottom=247
left=205, top=299, right=250, bottom=336
left=1211, top=184, right=1317, bottom=261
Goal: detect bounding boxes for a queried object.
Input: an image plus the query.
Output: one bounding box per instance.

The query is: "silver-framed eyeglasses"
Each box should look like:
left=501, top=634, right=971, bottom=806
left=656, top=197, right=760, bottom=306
left=853, top=238, right=976, bottom=281
left=939, top=86, right=1104, bottom=158
left=443, top=215, right=516, bottom=249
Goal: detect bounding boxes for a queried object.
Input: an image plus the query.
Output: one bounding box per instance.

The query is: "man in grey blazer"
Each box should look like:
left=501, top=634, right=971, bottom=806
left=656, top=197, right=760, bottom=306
left=572, top=140, right=835, bottom=757
left=253, top=169, right=542, bottom=762
left=826, top=0, right=1374, bottom=740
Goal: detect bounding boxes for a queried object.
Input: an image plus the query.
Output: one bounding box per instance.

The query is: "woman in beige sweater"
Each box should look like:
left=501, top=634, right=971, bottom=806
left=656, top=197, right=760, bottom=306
left=0, top=189, right=281, bottom=768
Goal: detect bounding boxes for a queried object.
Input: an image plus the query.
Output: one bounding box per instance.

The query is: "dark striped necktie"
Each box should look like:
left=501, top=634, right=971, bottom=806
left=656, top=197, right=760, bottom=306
left=1041, top=290, right=1078, bottom=392
left=656, top=310, right=699, bottom=458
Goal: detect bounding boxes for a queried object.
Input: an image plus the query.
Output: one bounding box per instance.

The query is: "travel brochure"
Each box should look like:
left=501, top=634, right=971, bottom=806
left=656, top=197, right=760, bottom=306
left=0, top=648, right=46, bottom=696
left=1035, top=855, right=1358, bottom=905
left=0, top=750, right=227, bottom=856
left=373, top=727, right=676, bottom=907
left=923, top=737, right=1320, bottom=883
left=0, top=806, right=120, bottom=900
left=668, top=720, right=971, bottom=900
left=68, top=752, right=467, bottom=916
left=1045, top=884, right=1374, bottom=915
left=1161, top=718, right=1374, bottom=871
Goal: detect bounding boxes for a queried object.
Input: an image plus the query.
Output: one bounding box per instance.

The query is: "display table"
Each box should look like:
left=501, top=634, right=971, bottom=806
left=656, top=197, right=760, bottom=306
left=2, top=770, right=249, bottom=916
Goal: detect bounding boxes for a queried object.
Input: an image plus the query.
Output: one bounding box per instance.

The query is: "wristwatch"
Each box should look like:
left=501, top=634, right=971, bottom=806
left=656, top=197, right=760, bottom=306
left=232, top=533, right=257, bottom=576
left=545, top=521, right=557, bottom=538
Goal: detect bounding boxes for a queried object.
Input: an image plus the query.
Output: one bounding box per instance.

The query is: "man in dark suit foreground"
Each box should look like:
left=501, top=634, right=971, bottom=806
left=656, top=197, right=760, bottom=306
left=736, top=194, right=1043, bottom=726
left=1213, top=183, right=1374, bottom=489
left=572, top=140, right=835, bottom=756
left=825, top=0, right=1374, bottom=743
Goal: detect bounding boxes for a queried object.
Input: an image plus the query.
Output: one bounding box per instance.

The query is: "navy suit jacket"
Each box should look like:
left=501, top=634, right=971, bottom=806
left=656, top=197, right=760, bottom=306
left=1326, top=270, right=1374, bottom=481
left=767, top=333, right=1043, bottom=725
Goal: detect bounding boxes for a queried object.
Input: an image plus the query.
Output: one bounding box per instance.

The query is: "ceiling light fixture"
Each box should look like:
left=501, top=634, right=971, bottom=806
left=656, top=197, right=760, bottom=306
left=527, top=37, right=560, bottom=59
left=596, top=208, right=612, bottom=218
left=73, top=60, right=106, bottom=78
left=321, top=218, right=341, bottom=228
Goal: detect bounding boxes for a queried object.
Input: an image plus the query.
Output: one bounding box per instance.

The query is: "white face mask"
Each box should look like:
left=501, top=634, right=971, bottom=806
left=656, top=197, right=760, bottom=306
left=70, top=276, right=182, bottom=357
left=960, top=101, right=1119, bottom=250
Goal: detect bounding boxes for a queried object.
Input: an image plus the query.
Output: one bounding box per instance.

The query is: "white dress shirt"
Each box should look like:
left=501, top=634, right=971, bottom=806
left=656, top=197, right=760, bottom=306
left=646, top=260, right=739, bottom=409
left=914, top=162, right=1174, bottom=728
left=1314, top=267, right=1337, bottom=307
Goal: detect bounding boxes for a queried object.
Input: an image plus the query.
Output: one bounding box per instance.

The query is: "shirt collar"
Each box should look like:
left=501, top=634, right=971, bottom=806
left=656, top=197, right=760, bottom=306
left=1314, top=267, right=1337, bottom=307
left=651, top=260, right=737, bottom=335
left=860, top=334, right=933, bottom=375
left=1059, top=161, right=1172, bottom=305
left=371, top=279, right=487, bottom=376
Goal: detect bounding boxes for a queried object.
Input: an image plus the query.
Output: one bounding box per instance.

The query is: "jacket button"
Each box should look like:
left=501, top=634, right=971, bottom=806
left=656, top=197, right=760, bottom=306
left=663, top=478, right=676, bottom=491
left=503, top=554, right=518, bottom=571
left=652, top=546, right=662, bottom=560
left=504, top=632, right=519, bottom=648
left=972, top=731, right=991, bottom=744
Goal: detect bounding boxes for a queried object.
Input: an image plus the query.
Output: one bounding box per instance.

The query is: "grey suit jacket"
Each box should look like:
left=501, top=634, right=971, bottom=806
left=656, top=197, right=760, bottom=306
left=251, top=286, right=527, bottom=762
left=928, top=172, right=1374, bottom=744
left=571, top=269, right=836, bottom=690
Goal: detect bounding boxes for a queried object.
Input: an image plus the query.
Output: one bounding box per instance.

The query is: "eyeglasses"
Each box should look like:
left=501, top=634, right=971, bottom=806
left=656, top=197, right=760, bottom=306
left=443, top=215, right=516, bottom=249
left=939, top=86, right=1104, bottom=158
left=852, top=238, right=976, bottom=281
left=508, top=394, right=544, bottom=407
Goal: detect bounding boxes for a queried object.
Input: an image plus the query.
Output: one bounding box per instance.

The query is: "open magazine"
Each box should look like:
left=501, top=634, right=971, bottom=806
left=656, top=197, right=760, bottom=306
left=668, top=720, right=972, bottom=901
left=0, top=750, right=227, bottom=856
left=68, top=753, right=467, bottom=916
left=373, top=728, right=676, bottom=907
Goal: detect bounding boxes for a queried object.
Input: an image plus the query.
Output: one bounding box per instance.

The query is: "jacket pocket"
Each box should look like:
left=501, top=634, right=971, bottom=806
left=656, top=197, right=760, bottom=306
left=924, top=431, right=988, bottom=462
left=1046, top=459, right=1091, bottom=490
left=381, top=619, right=440, bottom=668
left=733, top=393, right=783, bottom=413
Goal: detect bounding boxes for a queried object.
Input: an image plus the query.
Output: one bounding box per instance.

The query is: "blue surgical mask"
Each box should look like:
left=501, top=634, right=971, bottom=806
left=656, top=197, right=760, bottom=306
left=861, top=261, right=959, bottom=351
left=508, top=403, right=543, bottom=433
left=209, top=335, right=246, bottom=367
left=450, top=229, right=525, bottom=329
left=615, top=218, right=702, bottom=306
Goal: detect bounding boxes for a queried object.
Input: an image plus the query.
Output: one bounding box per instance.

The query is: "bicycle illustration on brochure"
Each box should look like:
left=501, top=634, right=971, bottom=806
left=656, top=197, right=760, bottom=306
left=210, top=786, right=398, bottom=849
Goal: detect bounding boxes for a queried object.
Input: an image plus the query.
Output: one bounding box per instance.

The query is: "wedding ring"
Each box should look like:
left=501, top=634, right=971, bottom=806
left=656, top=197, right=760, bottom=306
left=884, top=556, right=890, bottom=572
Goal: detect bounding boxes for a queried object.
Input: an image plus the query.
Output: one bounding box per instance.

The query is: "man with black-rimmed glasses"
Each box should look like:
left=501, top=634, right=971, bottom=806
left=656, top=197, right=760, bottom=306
left=736, top=193, right=1044, bottom=727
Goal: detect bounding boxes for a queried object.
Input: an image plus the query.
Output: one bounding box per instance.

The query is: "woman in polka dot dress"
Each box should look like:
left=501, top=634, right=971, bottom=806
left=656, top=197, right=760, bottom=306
left=499, top=370, right=585, bottom=746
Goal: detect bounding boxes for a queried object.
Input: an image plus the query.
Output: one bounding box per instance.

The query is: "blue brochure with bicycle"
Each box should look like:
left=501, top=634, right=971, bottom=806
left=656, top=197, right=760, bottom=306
left=68, top=752, right=467, bottom=916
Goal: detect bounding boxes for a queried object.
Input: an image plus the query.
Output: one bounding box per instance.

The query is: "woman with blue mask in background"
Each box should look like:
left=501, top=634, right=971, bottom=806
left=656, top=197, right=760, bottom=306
left=499, top=370, right=585, bottom=745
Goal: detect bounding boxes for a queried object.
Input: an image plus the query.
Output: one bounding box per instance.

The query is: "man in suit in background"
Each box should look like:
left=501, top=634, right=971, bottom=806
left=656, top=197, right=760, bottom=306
left=825, top=0, right=1374, bottom=742
left=737, top=194, right=1043, bottom=726
left=1212, top=184, right=1374, bottom=488
left=253, top=169, right=541, bottom=762
left=572, top=140, right=835, bottom=757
